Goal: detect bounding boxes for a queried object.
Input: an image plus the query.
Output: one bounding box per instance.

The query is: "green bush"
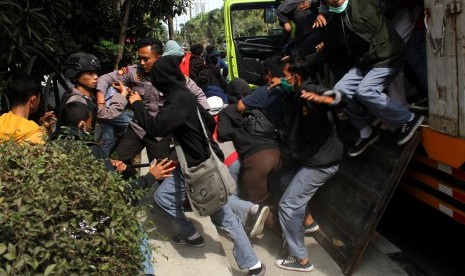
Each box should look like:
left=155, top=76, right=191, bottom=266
left=0, top=140, right=147, bottom=275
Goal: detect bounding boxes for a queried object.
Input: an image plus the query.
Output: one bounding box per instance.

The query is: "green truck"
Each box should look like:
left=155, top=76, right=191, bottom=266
left=224, top=0, right=465, bottom=274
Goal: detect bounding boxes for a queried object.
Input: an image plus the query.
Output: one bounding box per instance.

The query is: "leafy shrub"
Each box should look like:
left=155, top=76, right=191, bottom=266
left=0, top=140, right=146, bottom=275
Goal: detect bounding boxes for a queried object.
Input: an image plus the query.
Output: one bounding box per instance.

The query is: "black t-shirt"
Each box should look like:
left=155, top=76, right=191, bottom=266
left=282, top=80, right=343, bottom=167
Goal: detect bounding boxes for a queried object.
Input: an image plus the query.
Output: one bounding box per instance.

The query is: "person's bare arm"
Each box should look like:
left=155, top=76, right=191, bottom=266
left=301, top=90, right=334, bottom=105
left=236, top=100, right=247, bottom=113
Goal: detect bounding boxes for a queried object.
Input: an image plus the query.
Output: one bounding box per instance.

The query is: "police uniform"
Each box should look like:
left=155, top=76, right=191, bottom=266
left=97, top=65, right=171, bottom=162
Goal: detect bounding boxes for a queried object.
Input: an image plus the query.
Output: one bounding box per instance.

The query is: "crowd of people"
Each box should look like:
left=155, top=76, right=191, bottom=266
left=0, top=0, right=429, bottom=275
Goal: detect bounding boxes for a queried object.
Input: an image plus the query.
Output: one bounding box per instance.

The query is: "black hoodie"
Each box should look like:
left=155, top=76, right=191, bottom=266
left=131, top=56, right=223, bottom=167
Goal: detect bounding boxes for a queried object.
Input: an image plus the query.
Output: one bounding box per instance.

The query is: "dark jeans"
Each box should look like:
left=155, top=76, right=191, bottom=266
left=113, top=126, right=171, bottom=163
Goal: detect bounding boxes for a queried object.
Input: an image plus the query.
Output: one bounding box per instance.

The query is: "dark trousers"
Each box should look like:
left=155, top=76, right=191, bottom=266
left=240, top=148, right=281, bottom=204
left=113, top=126, right=171, bottom=163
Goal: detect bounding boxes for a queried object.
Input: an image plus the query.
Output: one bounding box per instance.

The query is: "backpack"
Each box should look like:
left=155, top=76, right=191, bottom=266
left=242, top=109, right=278, bottom=139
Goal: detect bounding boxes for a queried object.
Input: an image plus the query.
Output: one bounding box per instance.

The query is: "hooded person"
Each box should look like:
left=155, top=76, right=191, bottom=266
left=162, top=40, right=185, bottom=58
left=227, top=78, right=251, bottom=104
left=125, top=56, right=267, bottom=276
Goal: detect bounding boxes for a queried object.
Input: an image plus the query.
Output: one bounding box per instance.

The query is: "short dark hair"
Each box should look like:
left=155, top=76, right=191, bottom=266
left=138, top=38, right=164, bottom=55
left=190, top=43, right=204, bottom=56
left=205, top=44, right=216, bottom=55
left=205, top=54, right=218, bottom=66
left=288, top=59, right=313, bottom=81
left=262, top=55, right=285, bottom=78
left=61, top=101, right=91, bottom=128
left=6, top=74, right=42, bottom=107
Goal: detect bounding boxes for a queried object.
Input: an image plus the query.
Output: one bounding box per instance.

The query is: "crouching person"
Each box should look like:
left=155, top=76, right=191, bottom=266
left=126, top=56, right=266, bottom=276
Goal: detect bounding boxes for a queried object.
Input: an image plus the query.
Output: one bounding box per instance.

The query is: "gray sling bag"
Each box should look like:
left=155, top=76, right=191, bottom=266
left=174, top=108, right=234, bottom=217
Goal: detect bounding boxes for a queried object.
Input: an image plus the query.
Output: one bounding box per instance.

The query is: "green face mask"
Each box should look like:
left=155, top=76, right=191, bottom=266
left=329, top=0, right=349, bottom=13
left=280, top=77, right=295, bottom=93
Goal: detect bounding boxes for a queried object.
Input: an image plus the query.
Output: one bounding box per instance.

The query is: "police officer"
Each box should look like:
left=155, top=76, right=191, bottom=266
left=96, top=38, right=171, bottom=163
left=59, top=52, right=130, bottom=137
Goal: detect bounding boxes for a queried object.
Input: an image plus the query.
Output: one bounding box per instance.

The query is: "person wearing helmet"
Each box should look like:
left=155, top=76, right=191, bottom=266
left=58, top=52, right=130, bottom=131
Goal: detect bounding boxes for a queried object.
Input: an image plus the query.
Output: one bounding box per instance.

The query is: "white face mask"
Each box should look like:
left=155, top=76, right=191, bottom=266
left=329, top=0, right=349, bottom=13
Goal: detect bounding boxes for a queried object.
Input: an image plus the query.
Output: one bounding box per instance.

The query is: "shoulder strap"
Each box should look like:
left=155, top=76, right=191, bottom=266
left=175, top=107, right=214, bottom=170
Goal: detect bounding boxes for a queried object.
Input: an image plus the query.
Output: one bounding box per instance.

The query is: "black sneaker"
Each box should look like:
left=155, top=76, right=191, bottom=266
left=248, top=264, right=266, bottom=276
left=304, top=221, right=319, bottom=234
left=396, top=114, right=425, bottom=145
left=249, top=205, right=270, bottom=238
left=171, top=235, right=205, bottom=248
left=347, top=129, right=379, bottom=157
left=275, top=255, right=314, bottom=272
left=410, top=98, right=429, bottom=111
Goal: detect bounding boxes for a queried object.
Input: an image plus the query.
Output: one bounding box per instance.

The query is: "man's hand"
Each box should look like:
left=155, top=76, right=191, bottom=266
left=148, top=158, right=176, bottom=180
left=301, top=90, right=322, bottom=102
left=268, top=77, right=281, bottom=89
left=112, top=80, right=129, bottom=97
left=128, top=91, right=142, bottom=104
left=312, top=14, right=327, bottom=28
left=39, top=111, right=56, bottom=133
left=111, top=159, right=127, bottom=172
left=315, top=42, right=325, bottom=52
left=296, top=0, right=311, bottom=11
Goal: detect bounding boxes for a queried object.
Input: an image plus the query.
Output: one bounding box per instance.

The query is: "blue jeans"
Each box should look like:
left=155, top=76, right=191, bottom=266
left=100, top=110, right=134, bottom=156
left=227, top=160, right=254, bottom=225
left=141, top=235, right=154, bottom=275
left=153, top=166, right=259, bottom=270
left=334, top=66, right=413, bottom=131
left=279, top=165, right=339, bottom=260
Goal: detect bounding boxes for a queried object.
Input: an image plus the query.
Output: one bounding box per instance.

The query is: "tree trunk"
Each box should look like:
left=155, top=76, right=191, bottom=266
left=167, top=16, right=175, bottom=40
left=114, top=0, right=132, bottom=70
left=207, top=13, right=213, bottom=44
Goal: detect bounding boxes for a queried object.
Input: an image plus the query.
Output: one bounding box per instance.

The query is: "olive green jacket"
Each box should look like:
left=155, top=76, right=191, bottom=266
left=320, top=0, right=404, bottom=70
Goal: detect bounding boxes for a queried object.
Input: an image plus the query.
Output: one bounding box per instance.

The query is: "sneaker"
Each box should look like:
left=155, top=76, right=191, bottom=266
left=171, top=235, right=205, bottom=248
left=249, top=205, right=270, bottom=238
left=347, top=129, right=379, bottom=157
left=304, top=221, right=320, bottom=234
left=275, top=255, right=314, bottom=272
left=410, top=98, right=429, bottom=111
left=396, top=114, right=425, bottom=145
left=248, top=264, right=266, bottom=276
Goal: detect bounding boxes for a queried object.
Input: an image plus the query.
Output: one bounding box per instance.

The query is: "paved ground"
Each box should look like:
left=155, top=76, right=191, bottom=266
left=139, top=150, right=407, bottom=276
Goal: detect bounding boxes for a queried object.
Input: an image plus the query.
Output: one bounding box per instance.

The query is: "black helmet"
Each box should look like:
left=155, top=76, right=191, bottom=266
left=63, top=53, right=101, bottom=79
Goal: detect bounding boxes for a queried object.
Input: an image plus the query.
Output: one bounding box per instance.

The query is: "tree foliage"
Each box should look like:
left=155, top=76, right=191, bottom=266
left=0, top=140, right=147, bottom=275
left=179, top=7, right=279, bottom=47
left=180, top=8, right=225, bottom=47
left=0, top=0, right=190, bottom=76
